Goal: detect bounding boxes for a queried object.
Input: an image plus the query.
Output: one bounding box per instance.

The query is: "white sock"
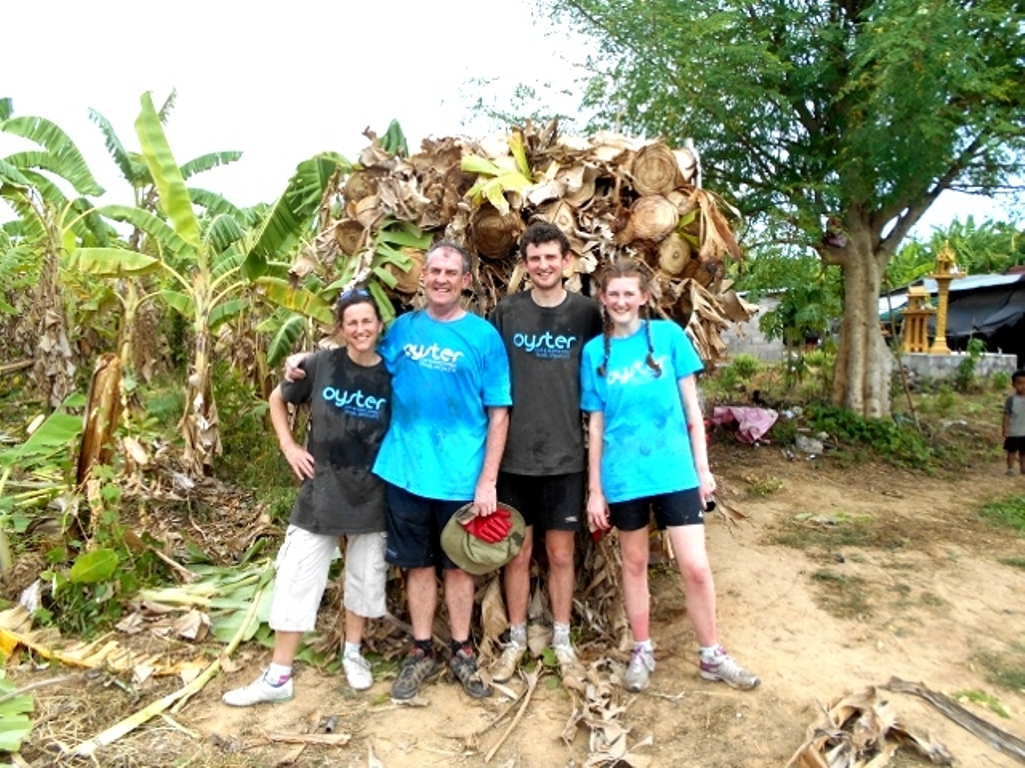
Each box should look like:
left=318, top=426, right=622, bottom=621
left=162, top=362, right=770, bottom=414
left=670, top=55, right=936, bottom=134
left=553, top=622, right=571, bottom=648
left=265, top=662, right=292, bottom=686
left=634, top=639, right=653, bottom=653
left=343, top=641, right=362, bottom=659
left=509, top=623, right=527, bottom=646
left=700, top=644, right=723, bottom=660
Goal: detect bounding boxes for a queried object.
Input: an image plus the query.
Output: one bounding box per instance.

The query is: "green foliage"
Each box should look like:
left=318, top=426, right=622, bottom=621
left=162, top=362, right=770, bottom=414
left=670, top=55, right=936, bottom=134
left=889, top=219, right=1025, bottom=288
left=955, top=338, right=988, bottom=392
left=213, top=363, right=295, bottom=522
left=952, top=689, right=1010, bottom=718
left=979, top=495, right=1025, bottom=534
left=730, top=354, right=761, bottom=381
left=805, top=404, right=932, bottom=468
left=738, top=252, right=843, bottom=350
left=991, top=371, right=1011, bottom=391
left=0, top=669, right=34, bottom=753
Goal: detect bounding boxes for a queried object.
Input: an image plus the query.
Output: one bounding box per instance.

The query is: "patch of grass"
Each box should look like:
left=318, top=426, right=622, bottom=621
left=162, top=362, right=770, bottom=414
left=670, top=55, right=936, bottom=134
left=975, top=649, right=1025, bottom=692
left=744, top=474, right=784, bottom=497
left=809, top=568, right=871, bottom=619
left=952, top=689, right=1010, bottom=718
left=978, top=495, right=1025, bottom=533
left=919, top=591, right=946, bottom=608
left=999, top=557, right=1025, bottom=571
left=770, top=511, right=907, bottom=552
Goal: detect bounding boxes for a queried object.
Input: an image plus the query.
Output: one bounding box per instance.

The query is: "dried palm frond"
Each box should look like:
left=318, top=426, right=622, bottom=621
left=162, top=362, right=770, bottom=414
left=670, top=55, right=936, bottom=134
left=631, top=141, right=683, bottom=196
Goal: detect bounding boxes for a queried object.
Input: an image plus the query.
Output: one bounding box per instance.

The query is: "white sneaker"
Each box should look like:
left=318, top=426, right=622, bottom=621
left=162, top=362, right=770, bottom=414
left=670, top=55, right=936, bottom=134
left=553, top=642, right=584, bottom=678
left=222, top=672, right=294, bottom=706
left=623, top=647, right=655, bottom=692
left=343, top=653, right=374, bottom=691
left=491, top=641, right=527, bottom=683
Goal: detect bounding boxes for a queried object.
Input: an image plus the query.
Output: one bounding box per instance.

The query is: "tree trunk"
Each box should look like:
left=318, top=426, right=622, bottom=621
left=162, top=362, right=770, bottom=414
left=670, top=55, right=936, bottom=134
left=179, top=277, right=221, bottom=476
left=831, top=224, right=893, bottom=419
left=32, top=246, right=76, bottom=411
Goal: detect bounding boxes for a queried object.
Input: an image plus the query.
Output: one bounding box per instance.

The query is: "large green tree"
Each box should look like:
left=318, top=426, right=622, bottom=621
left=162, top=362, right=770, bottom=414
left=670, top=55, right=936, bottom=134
left=548, top=0, right=1025, bottom=416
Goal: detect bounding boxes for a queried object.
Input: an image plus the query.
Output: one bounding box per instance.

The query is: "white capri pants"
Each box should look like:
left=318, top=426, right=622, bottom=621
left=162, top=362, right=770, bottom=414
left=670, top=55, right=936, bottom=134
left=269, top=525, right=388, bottom=633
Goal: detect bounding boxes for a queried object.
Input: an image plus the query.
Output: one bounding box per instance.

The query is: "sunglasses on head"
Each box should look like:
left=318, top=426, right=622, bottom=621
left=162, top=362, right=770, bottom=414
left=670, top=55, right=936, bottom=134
left=336, top=288, right=370, bottom=305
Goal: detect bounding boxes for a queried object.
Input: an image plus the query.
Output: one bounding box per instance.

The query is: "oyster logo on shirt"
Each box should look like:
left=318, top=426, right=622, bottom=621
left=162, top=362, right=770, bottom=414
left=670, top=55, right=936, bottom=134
left=513, top=332, right=578, bottom=360
left=402, top=342, right=464, bottom=372
left=321, top=387, right=387, bottom=419
left=607, top=356, right=669, bottom=385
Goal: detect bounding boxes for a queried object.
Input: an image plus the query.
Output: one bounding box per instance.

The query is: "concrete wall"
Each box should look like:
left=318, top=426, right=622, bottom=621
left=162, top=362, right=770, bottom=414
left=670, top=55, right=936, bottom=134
left=898, top=351, right=1019, bottom=381
left=721, top=296, right=785, bottom=362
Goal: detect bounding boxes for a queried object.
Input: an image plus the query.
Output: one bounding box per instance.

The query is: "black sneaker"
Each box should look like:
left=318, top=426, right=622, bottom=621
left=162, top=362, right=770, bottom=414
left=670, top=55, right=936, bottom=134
left=450, top=643, right=492, bottom=699
left=391, top=646, right=439, bottom=701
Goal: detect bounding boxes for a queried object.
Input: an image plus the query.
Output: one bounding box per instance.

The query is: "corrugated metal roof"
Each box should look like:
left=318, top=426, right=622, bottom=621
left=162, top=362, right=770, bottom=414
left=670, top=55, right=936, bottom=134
left=878, top=272, right=1024, bottom=316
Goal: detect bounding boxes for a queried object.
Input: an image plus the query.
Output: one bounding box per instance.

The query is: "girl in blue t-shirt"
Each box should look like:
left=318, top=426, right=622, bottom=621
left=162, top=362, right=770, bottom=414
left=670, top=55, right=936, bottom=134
left=581, top=258, right=759, bottom=693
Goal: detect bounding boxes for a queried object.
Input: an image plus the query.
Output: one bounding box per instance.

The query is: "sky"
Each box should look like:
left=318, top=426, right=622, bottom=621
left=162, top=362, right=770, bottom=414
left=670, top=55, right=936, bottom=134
left=1, top=0, right=1017, bottom=240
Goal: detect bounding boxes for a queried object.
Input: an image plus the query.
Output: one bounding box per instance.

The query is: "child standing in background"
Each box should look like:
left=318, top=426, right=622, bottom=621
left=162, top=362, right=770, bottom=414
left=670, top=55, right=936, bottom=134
left=1003, top=369, right=1025, bottom=476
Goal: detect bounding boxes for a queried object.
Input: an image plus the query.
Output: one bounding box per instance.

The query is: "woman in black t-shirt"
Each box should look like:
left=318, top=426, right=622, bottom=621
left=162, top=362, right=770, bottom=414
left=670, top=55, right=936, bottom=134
left=223, top=289, right=391, bottom=706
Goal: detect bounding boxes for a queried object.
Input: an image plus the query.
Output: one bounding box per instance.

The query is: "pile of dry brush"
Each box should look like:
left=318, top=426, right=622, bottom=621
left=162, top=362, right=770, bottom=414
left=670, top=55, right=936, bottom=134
left=292, top=121, right=755, bottom=660
left=297, top=119, right=755, bottom=362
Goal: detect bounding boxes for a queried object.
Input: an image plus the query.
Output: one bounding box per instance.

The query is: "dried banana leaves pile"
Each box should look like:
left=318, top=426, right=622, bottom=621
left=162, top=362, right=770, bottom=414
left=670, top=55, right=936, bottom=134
left=307, top=121, right=754, bottom=362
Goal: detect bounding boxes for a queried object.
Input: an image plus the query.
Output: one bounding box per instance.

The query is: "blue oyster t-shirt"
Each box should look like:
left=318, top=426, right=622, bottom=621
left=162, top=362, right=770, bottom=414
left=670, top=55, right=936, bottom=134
left=373, top=309, right=512, bottom=500
left=580, top=320, right=703, bottom=503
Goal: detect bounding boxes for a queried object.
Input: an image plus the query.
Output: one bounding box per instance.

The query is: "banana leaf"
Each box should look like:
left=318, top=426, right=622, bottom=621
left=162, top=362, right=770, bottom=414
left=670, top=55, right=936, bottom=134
left=256, top=277, right=333, bottom=325
left=135, top=93, right=200, bottom=248
left=1, top=114, right=104, bottom=196
left=69, top=247, right=162, bottom=277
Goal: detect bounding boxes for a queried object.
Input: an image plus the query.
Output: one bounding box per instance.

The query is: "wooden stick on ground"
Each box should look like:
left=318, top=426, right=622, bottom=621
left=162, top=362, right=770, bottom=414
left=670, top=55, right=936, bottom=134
left=484, top=667, right=541, bottom=763
left=67, top=582, right=267, bottom=758
left=884, top=677, right=1025, bottom=763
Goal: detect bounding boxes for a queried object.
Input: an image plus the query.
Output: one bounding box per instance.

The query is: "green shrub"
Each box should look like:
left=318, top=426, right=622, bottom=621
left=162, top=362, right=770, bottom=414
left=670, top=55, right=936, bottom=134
left=730, top=353, right=761, bottom=380
left=991, top=371, right=1011, bottom=391
left=806, top=403, right=932, bottom=468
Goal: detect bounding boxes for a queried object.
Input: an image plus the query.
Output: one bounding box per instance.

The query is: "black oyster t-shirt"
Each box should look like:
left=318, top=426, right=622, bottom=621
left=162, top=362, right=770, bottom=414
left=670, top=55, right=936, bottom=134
left=490, top=291, right=602, bottom=475
left=279, top=349, right=391, bottom=535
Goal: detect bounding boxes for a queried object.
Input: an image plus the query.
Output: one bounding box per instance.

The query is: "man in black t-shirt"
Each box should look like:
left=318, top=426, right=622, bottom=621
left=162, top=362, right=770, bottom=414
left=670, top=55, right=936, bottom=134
left=489, top=223, right=603, bottom=682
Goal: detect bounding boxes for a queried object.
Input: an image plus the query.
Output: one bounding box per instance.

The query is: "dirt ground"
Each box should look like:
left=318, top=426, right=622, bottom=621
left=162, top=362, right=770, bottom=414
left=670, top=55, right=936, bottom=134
left=13, top=442, right=1025, bottom=767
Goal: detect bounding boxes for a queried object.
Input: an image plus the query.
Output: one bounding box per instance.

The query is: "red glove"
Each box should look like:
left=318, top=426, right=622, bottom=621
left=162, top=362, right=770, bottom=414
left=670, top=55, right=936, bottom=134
left=462, top=507, right=513, bottom=544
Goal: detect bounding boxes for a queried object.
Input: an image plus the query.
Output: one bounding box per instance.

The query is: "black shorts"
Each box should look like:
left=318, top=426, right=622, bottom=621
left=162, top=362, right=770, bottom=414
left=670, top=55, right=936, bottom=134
left=608, top=488, right=705, bottom=532
left=497, top=471, right=584, bottom=533
left=384, top=483, right=466, bottom=570
left=1004, top=435, right=1025, bottom=454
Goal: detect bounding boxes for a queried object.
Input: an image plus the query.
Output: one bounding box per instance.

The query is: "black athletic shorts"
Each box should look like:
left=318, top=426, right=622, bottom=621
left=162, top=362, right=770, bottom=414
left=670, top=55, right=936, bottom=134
left=608, top=488, right=705, bottom=532
left=1004, top=435, right=1025, bottom=454
left=497, top=471, right=584, bottom=533
left=384, top=483, right=465, bottom=570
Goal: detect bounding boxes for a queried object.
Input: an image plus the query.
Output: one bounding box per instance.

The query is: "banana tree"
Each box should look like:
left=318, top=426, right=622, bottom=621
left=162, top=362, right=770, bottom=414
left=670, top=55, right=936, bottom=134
left=72, top=92, right=349, bottom=476
left=87, top=94, right=244, bottom=384
left=1, top=102, right=109, bottom=409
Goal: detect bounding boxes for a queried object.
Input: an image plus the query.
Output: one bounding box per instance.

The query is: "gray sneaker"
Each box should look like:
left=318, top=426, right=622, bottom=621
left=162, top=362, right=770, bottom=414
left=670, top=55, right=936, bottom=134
left=491, top=641, right=526, bottom=683
left=222, top=672, right=294, bottom=706
left=699, top=650, right=760, bottom=689
left=623, top=646, right=655, bottom=692
left=391, top=647, right=439, bottom=700
left=450, top=643, right=492, bottom=699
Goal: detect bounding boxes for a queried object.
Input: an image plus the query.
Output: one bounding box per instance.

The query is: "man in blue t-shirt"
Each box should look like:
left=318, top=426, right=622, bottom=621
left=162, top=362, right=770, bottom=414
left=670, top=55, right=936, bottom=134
left=374, top=241, right=511, bottom=701
left=292, top=242, right=512, bottom=701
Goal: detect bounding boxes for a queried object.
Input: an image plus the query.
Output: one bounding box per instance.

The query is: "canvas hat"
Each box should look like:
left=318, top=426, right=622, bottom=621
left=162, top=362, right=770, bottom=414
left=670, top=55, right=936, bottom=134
left=441, top=502, right=526, bottom=576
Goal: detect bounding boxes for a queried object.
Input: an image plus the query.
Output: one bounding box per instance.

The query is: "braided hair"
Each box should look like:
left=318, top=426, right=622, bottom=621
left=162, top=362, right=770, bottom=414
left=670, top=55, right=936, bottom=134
left=596, top=258, right=662, bottom=378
